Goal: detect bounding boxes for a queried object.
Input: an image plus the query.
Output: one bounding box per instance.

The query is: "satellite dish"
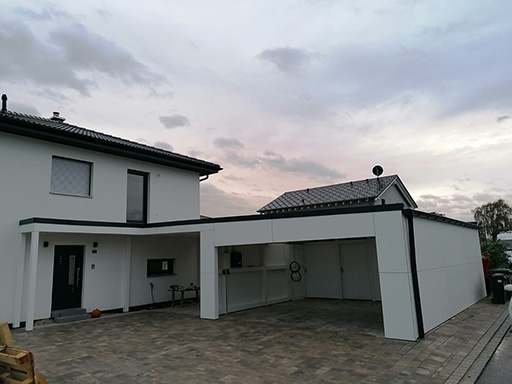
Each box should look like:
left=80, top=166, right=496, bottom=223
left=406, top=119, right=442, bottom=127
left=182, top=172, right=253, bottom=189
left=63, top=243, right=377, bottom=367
left=372, top=165, right=383, bottom=177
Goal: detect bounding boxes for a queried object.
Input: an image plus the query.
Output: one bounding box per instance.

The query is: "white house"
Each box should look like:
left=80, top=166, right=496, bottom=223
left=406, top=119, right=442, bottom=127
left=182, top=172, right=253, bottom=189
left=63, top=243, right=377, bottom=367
left=1, top=94, right=486, bottom=341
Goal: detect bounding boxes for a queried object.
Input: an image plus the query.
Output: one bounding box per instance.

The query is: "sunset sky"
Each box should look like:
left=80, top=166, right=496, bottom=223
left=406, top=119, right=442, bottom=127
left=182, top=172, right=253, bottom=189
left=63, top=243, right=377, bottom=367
left=1, top=1, right=511, bottom=221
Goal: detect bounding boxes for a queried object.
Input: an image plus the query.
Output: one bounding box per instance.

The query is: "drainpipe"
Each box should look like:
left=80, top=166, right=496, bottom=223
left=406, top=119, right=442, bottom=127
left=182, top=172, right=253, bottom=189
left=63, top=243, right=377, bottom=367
left=199, top=175, right=209, bottom=182
left=404, top=209, right=425, bottom=340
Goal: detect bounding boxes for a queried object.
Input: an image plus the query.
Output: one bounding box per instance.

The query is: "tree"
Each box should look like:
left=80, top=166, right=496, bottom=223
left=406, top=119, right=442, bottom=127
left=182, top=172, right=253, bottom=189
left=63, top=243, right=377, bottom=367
left=473, top=199, right=512, bottom=241
left=480, top=240, right=510, bottom=269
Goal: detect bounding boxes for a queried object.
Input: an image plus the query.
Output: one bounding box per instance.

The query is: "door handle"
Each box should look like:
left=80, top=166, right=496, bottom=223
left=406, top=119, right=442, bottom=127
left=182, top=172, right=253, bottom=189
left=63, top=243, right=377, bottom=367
left=76, top=267, right=81, bottom=288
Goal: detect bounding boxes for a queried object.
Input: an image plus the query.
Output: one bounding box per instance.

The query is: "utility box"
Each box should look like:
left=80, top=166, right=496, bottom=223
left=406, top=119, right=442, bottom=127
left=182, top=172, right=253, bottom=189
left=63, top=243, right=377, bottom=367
left=491, top=273, right=506, bottom=304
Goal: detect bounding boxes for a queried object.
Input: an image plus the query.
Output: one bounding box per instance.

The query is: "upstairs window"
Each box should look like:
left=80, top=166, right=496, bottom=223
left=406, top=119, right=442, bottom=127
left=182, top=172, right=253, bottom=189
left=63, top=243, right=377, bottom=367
left=51, top=156, right=92, bottom=197
left=127, top=170, right=148, bottom=223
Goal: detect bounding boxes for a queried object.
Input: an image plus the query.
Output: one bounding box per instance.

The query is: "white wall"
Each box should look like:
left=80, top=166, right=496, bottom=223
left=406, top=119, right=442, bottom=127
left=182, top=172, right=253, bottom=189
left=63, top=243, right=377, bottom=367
left=289, top=244, right=307, bottom=299
left=130, top=235, right=199, bottom=307
left=29, top=234, right=126, bottom=320
left=381, top=185, right=411, bottom=207
left=304, top=242, right=342, bottom=299
left=217, top=243, right=289, bottom=313
left=374, top=211, right=418, bottom=340
left=0, top=131, right=201, bottom=323
left=413, top=217, right=484, bottom=332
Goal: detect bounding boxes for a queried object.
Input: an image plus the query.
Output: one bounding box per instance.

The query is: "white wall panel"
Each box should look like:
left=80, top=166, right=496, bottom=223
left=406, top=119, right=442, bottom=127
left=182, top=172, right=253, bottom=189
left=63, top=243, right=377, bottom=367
left=304, top=242, right=341, bottom=299
left=374, top=211, right=410, bottom=273
left=413, top=217, right=483, bottom=333
left=379, top=272, right=417, bottom=340
left=273, top=213, right=375, bottom=243
left=214, top=220, right=273, bottom=246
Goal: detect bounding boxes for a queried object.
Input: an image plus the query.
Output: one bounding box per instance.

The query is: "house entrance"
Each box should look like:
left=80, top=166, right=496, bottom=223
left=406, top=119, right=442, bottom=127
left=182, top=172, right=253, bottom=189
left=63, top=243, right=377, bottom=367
left=52, top=245, right=84, bottom=311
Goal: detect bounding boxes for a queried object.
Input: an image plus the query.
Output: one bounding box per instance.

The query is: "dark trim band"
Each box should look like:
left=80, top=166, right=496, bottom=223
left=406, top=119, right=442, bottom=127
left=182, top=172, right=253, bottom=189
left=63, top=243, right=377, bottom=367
left=404, top=209, right=425, bottom=340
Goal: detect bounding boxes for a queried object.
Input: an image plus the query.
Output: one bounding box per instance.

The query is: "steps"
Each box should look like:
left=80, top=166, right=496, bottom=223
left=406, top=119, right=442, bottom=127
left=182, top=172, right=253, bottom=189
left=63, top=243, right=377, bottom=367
left=51, top=308, right=90, bottom=323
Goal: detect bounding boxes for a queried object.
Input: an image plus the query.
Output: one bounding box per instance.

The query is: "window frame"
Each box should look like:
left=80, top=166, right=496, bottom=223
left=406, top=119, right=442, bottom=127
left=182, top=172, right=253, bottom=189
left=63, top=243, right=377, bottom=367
left=147, top=258, right=175, bottom=277
left=126, top=169, right=149, bottom=224
left=50, top=156, right=93, bottom=198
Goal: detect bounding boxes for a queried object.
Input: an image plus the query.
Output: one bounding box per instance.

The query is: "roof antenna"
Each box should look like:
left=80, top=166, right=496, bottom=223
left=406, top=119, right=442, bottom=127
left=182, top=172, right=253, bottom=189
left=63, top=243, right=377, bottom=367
left=1, top=94, right=7, bottom=113
left=372, top=165, right=383, bottom=185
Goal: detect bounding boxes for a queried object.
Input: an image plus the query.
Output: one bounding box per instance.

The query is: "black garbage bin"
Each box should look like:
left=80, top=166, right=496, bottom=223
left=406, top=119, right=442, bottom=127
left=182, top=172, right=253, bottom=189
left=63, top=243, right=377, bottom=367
left=491, top=273, right=506, bottom=304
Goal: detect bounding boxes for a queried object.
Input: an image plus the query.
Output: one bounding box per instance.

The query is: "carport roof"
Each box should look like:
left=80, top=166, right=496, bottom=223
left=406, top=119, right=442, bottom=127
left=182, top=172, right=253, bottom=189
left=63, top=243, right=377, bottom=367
left=258, top=175, right=417, bottom=213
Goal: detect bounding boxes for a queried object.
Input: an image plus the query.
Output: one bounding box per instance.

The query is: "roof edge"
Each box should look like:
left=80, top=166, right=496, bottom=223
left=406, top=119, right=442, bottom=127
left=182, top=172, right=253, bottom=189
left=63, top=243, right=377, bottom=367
left=0, top=115, right=222, bottom=176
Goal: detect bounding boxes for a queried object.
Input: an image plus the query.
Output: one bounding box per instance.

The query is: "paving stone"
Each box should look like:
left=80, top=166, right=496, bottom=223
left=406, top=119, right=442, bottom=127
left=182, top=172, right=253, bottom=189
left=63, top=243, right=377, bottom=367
left=10, top=297, right=508, bottom=384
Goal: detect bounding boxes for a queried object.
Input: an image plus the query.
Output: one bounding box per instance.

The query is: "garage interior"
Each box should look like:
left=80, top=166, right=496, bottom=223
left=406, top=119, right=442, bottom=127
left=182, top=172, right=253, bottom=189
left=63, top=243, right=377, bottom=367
left=216, top=238, right=384, bottom=334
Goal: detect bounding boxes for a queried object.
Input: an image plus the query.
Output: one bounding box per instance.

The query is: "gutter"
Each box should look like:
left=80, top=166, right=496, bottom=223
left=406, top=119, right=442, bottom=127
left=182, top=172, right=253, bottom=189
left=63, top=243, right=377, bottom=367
left=403, top=209, right=425, bottom=340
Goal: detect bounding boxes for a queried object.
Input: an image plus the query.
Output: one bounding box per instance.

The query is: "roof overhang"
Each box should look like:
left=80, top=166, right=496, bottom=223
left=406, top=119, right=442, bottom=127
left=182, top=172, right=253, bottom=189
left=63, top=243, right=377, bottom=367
left=0, top=117, right=221, bottom=176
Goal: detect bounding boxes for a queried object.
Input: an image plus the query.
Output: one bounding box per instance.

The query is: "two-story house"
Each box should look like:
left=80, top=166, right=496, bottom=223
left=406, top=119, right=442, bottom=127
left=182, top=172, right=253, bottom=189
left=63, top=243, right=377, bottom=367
left=0, top=95, right=220, bottom=330
left=1, top=94, right=486, bottom=341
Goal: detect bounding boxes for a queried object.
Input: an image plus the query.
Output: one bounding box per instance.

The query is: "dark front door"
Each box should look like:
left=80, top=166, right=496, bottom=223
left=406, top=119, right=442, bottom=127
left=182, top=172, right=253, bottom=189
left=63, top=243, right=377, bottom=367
left=52, top=245, right=84, bottom=311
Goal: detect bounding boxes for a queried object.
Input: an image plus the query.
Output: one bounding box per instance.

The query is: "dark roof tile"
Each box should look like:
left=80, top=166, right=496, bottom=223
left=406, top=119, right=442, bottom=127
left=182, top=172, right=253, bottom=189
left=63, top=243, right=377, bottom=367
left=0, top=110, right=221, bottom=175
left=258, top=175, right=399, bottom=212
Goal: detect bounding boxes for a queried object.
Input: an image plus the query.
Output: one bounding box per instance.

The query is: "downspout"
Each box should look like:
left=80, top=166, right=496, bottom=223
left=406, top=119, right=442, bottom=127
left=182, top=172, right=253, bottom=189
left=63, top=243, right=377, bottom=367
left=404, top=209, right=425, bottom=340
left=199, top=175, right=209, bottom=182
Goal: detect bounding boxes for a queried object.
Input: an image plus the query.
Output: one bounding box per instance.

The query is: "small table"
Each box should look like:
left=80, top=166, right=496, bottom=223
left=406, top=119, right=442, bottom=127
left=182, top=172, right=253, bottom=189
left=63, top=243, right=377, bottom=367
left=168, top=285, right=200, bottom=307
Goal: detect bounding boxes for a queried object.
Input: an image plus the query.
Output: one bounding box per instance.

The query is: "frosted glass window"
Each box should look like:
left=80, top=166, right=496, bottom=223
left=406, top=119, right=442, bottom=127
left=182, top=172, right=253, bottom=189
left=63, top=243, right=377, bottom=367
left=51, top=156, right=92, bottom=197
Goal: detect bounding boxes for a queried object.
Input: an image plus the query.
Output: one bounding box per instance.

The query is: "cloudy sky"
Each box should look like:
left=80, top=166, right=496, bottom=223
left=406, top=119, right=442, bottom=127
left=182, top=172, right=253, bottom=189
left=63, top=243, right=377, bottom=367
left=1, top=1, right=511, bottom=221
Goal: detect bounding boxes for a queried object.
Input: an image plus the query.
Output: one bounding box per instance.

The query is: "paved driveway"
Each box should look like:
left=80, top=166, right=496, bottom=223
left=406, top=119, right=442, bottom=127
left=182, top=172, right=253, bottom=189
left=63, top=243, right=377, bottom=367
left=10, top=298, right=507, bottom=383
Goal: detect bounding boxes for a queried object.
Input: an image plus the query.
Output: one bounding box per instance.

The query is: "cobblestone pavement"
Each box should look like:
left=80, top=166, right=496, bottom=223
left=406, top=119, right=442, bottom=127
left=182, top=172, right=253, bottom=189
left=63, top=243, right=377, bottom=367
left=10, top=298, right=508, bottom=384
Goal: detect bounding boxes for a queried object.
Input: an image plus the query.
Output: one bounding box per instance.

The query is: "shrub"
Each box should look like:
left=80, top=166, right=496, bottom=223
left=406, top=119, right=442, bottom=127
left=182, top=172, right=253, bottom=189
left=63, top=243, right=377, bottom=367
left=480, top=240, right=509, bottom=269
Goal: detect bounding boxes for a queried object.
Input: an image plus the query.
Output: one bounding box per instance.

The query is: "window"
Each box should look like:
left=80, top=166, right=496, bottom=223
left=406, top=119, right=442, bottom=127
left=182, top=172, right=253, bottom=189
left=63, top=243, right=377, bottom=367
left=51, top=156, right=92, bottom=197
left=126, top=170, right=148, bottom=223
left=147, top=258, right=175, bottom=277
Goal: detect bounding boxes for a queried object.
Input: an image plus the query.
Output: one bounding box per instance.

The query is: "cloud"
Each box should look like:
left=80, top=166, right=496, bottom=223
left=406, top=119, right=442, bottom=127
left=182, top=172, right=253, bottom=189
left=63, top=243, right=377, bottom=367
left=200, top=184, right=259, bottom=217
left=497, top=115, right=510, bottom=123
left=256, top=47, right=313, bottom=73
left=50, top=23, right=163, bottom=86
left=8, top=101, right=40, bottom=116
left=224, top=152, right=260, bottom=168
left=159, top=115, right=190, bottom=129
left=261, top=150, right=344, bottom=179
left=416, top=191, right=512, bottom=222
left=154, top=141, right=173, bottom=151
left=214, top=137, right=244, bottom=149
left=0, top=19, right=163, bottom=96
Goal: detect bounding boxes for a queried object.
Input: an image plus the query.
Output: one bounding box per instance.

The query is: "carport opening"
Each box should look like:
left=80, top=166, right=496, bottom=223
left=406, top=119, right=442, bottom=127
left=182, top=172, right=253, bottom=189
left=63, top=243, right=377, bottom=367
left=216, top=238, right=384, bottom=337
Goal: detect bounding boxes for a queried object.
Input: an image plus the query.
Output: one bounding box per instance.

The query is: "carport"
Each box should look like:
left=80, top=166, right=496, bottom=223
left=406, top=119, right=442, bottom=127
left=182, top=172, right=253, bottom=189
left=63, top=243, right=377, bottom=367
left=199, top=203, right=484, bottom=341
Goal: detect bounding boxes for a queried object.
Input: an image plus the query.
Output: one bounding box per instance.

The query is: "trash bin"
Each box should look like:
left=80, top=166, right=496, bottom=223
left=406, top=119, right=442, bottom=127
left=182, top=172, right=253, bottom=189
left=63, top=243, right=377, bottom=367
left=491, top=273, right=506, bottom=304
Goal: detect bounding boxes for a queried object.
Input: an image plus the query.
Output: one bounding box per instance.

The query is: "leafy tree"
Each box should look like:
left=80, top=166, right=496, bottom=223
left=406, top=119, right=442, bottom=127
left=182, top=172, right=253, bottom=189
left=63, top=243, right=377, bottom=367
left=480, top=240, right=510, bottom=269
left=473, top=199, right=512, bottom=241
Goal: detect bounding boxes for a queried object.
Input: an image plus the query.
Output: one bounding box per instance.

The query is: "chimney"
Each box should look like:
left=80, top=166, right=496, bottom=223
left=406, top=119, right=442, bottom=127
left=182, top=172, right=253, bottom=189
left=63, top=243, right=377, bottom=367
left=50, top=111, right=66, bottom=122
left=1, top=94, right=7, bottom=113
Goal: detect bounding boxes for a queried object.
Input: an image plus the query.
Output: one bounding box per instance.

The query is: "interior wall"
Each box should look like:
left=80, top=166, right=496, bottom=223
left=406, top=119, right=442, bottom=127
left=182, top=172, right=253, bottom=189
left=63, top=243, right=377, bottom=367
left=339, top=238, right=381, bottom=301
left=413, top=217, right=485, bottom=332
left=304, top=242, right=342, bottom=299
left=217, top=243, right=289, bottom=313
left=289, top=244, right=306, bottom=299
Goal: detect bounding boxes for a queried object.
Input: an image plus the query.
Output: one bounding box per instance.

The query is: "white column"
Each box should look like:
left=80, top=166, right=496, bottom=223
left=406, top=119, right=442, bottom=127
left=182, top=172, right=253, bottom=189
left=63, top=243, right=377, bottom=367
left=12, top=234, right=27, bottom=328
left=200, top=229, right=218, bottom=319
left=121, top=236, right=132, bottom=312
left=374, top=211, right=418, bottom=341
left=25, top=231, right=40, bottom=331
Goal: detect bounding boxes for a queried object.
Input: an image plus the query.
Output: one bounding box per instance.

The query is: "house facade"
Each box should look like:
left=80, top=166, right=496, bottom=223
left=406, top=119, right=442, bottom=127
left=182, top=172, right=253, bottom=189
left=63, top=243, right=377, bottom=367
left=0, top=96, right=220, bottom=330
left=1, top=95, right=486, bottom=341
